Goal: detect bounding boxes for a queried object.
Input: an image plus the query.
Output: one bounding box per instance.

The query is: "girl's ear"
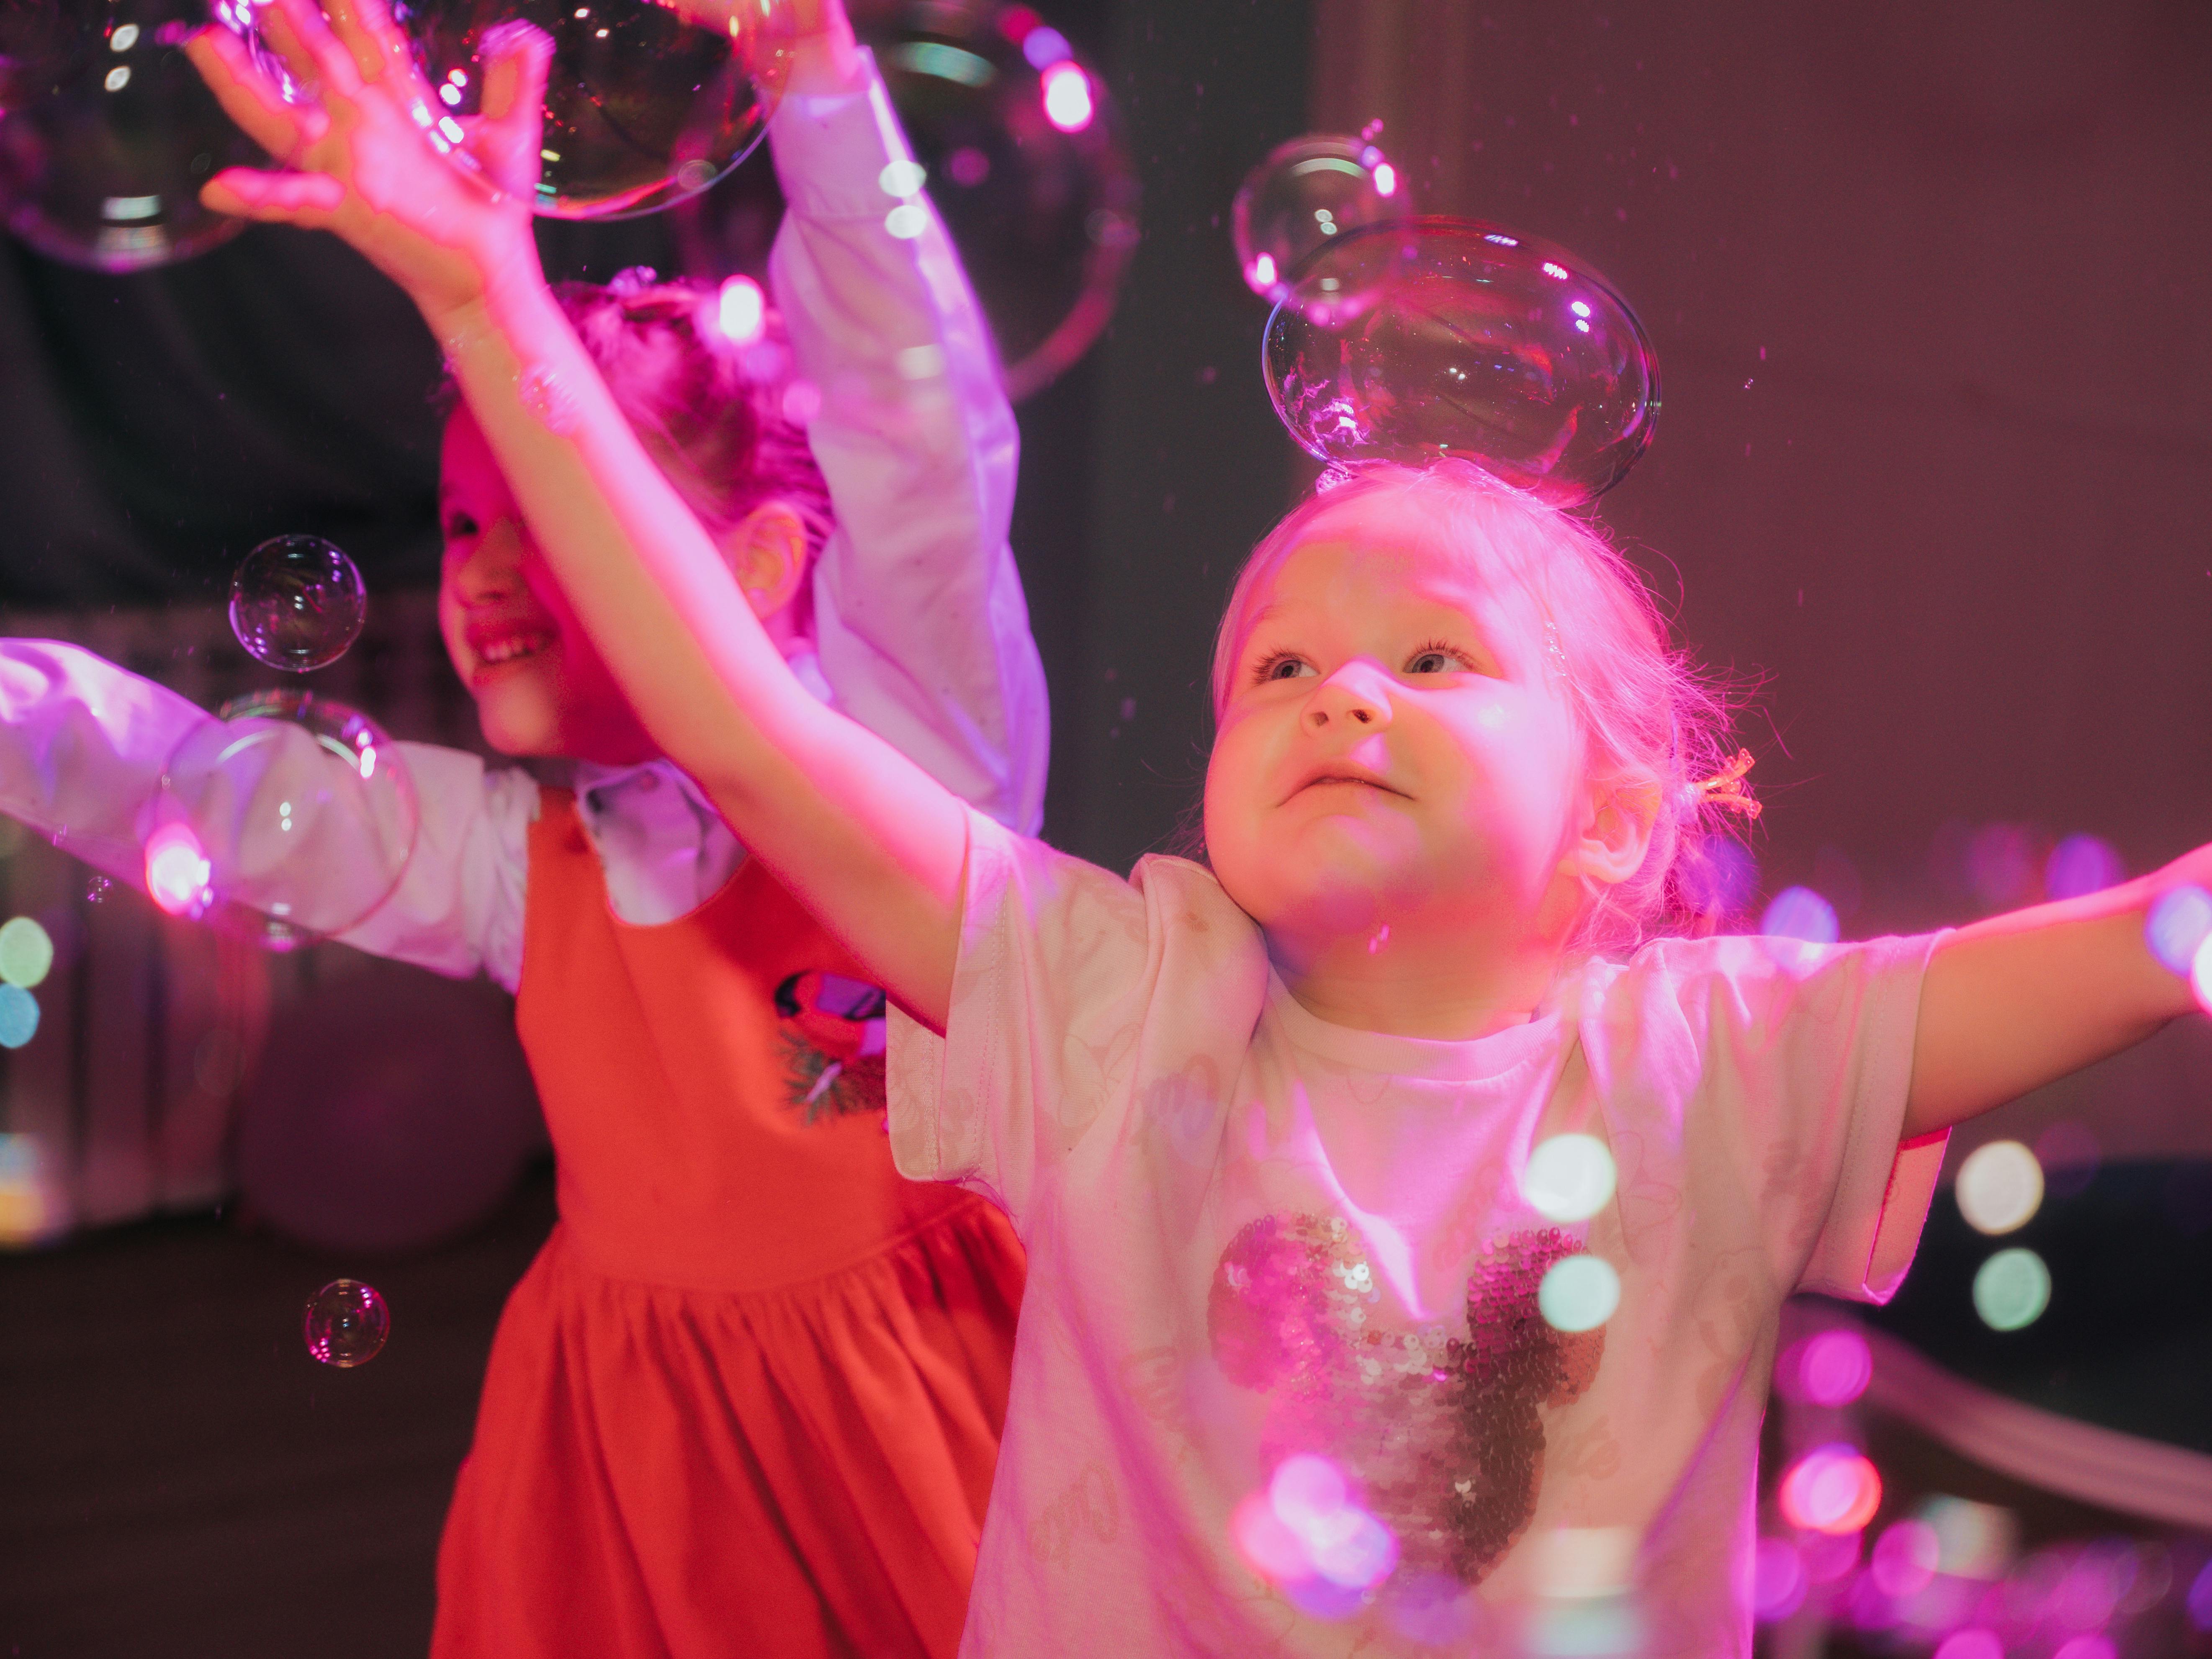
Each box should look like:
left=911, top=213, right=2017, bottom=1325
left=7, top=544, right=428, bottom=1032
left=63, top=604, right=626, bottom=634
left=720, top=501, right=811, bottom=622
left=1565, top=778, right=1659, bottom=890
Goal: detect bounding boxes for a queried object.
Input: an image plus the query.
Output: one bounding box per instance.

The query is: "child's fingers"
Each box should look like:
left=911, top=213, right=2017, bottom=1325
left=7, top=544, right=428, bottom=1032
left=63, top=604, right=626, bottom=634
left=319, top=0, right=419, bottom=91
left=201, top=167, right=347, bottom=222
left=260, top=0, right=366, bottom=101
left=471, top=20, right=551, bottom=197
left=184, top=27, right=310, bottom=161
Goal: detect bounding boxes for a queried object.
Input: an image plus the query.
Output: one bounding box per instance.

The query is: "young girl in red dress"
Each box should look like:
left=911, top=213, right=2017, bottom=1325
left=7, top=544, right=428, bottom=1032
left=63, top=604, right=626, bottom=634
left=0, top=2, right=1037, bottom=1651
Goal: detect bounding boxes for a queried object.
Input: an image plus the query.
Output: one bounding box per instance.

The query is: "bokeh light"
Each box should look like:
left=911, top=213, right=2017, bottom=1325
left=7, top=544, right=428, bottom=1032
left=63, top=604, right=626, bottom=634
left=1522, top=1132, right=1616, bottom=1223
left=1955, top=1139, right=2044, bottom=1236
left=713, top=273, right=764, bottom=346
left=2186, top=1555, right=2212, bottom=1631
left=0, top=915, right=53, bottom=988
left=1232, top=133, right=1410, bottom=303
left=1921, top=1497, right=2017, bottom=1580
left=154, top=691, right=419, bottom=950
left=0, top=1131, right=61, bottom=1244
left=1778, top=1445, right=1883, bottom=1536
left=1230, top=1453, right=1400, bottom=1602
left=1801, top=1528, right=1863, bottom=1583
left=1038, top=59, right=1091, bottom=132
left=391, top=0, right=795, bottom=218
left=2051, top=1638, right=2115, bottom=1659
left=230, top=535, right=366, bottom=673
left=1263, top=217, right=1658, bottom=505
left=1972, top=1247, right=2051, bottom=1332
left=1779, top=1327, right=1873, bottom=1407
left=0, top=0, right=263, bottom=270
left=1932, top=1631, right=2003, bottom=1659
left=303, top=1277, right=389, bottom=1366
left=0, top=982, right=38, bottom=1048
left=2193, top=934, right=2212, bottom=1017
left=1761, top=886, right=1839, bottom=946
left=1752, top=1537, right=1806, bottom=1621
left=1870, top=1520, right=1941, bottom=1599
left=2044, top=833, right=2124, bottom=902
left=1537, top=1253, right=1619, bottom=1332
left=2145, top=885, right=2212, bottom=974
left=2034, top=1120, right=2100, bottom=1199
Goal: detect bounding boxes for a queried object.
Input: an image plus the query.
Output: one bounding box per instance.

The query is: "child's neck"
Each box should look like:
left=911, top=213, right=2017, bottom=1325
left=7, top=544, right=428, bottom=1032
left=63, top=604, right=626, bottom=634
left=1268, top=917, right=1566, bottom=1043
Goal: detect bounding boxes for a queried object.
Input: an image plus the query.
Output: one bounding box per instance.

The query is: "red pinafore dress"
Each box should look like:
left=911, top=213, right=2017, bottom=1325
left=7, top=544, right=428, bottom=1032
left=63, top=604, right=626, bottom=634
left=430, top=792, right=1024, bottom=1659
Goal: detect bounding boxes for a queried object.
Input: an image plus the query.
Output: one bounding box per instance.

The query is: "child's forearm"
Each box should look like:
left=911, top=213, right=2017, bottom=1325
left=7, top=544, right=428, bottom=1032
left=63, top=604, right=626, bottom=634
left=1905, top=848, right=2209, bottom=1136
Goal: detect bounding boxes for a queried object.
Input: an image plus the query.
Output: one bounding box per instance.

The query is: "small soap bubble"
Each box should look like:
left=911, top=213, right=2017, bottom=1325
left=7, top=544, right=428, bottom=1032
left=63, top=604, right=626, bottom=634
left=1522, top=1132, right=1616, bottom=1223
left=1537, top=1253, right=1619, bottom=1332
left=0, top=916, right=53, bottom=988
left=1233, top=134, right=1410, bottom=302
left=2147, top=885, right=2212, bottom=973
left=1761, top=885, right=1839, bottom=945
left=230, top=536, right=366, bottom=673
left=84, top=874, right=111, bottom=904
left=304, top=1277, right=388, bottom=1366
left=1955, top=1139, right=2044, bottom=1236
left=1264, top=219, right=1659, bottom=506
left=1973, top=1246, right=2051, bottom=1331
left=0, top=983, right=38, bottom=1048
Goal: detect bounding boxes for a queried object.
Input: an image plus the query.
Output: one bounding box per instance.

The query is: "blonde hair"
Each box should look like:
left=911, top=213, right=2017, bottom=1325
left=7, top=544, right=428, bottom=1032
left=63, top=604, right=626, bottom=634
left=1210, top=460, right=1753, bottom=955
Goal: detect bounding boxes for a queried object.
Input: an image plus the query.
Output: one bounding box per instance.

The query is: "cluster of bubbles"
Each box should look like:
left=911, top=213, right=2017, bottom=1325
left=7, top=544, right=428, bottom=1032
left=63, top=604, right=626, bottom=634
left=0, top=913, right=51, bottom=1049
left=1232, top=131, right=1407, bottom=304
left=303, top=1276, right=388, bottom=1366
left=1757, top=1490, right=2209, bottom=1657
left=1520, top=1132, right=1622, bottom=1333
left=145, top=536, right=418, bottom=951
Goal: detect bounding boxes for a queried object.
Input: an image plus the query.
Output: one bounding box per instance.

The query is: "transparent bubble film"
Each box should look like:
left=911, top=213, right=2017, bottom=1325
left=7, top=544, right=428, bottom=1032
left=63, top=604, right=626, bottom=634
left=392, top=0, right=797, bottom=219
left=230, top=535, right=367, bottom=672
left=0, top=0, right=87, bottom=111
left=0, top=0, right=265, bottom=271
left=304, top=1277, right=389, bottom=1366
left=1232, top=133, right=1409, bottom=304
left=1264, top=217, right=1660, bottom=506
left=152, top=690, right=419, bottom=951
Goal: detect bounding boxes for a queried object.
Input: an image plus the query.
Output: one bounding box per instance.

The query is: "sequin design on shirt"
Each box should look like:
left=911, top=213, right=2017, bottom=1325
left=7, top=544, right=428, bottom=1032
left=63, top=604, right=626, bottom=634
left=774, top=971, right=890, bottom=1124
left=1209, top=1214, right=1603, bottom=1587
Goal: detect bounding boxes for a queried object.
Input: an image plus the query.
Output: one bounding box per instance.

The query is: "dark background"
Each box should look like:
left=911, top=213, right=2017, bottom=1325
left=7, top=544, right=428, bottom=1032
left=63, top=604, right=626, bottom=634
left=3, top=0, right=2211, bottom=1652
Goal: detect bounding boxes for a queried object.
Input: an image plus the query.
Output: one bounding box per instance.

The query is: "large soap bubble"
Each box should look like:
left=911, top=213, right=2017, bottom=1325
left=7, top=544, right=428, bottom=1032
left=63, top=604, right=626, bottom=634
left=1232, top=133, right=1408, bottom=304
left=304, top=1277, right=389, bottom=1366
left=674, top=0, right=1137, bottom=401
left=0, top=0, right=264, bottom=270
left=231, top=535, right=367, bottom=673
left=391, top=0, right=795, bottom=219
left=0, top=0, right=87, bottom=111
left=1264, top=217, right=1660, bottom=506
left=149, top=690, right=418, bottom=951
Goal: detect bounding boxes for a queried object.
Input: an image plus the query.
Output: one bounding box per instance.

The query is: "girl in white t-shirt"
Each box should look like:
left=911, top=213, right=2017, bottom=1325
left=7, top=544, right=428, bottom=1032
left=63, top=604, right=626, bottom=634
left=185, top=5, right=2212, bottom=1650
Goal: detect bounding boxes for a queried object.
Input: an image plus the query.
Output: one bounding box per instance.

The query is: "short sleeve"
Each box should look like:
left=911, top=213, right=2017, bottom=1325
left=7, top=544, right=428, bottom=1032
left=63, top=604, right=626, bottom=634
left=1635, top=931, right=1947, bottom=1304
left=886, top=808, right=1265, bottom=1232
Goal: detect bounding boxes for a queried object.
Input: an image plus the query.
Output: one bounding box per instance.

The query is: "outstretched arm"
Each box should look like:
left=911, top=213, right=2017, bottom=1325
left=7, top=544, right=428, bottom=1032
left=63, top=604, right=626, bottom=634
left=1904, top=846, right=2211, bottom=1138
left=187, top=0, right=968, bottom=1022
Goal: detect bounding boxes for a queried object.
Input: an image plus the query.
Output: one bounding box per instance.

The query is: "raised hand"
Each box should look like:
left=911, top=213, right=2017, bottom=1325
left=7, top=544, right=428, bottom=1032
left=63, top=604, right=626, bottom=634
left=185, top=0, right=552, bottom=331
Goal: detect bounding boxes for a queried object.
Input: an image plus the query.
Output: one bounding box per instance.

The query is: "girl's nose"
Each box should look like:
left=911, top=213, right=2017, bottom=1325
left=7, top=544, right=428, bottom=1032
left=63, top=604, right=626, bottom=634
left=1305, top=664, right=1393, bottom=731
left=448, top=519, right=525, bottom=603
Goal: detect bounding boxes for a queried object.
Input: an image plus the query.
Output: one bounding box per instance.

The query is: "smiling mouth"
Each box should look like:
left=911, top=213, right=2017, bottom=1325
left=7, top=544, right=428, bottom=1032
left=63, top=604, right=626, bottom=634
left=1291, top=772, right=1410, bottom=802
left=473, top=630, right=555, bottom=670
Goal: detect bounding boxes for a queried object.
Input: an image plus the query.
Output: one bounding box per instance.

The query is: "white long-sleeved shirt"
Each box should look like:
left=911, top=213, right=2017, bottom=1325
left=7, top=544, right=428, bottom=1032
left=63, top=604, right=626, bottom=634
left=0, top=52, right=1048, bottom=993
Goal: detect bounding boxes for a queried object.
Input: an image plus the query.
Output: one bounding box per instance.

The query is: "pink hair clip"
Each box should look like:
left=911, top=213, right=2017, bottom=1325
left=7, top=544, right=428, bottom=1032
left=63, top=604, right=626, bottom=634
left=1693, top=748, right=1761, bottom=820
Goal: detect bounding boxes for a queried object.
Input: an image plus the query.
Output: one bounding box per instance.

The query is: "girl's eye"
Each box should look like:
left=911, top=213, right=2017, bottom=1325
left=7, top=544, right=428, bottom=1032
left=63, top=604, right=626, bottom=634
left=442, top=513, right=478, bottom=542
left=1406, top=646, right=1468, bottom=676
left=1252, top=651, right=1314, bottom=685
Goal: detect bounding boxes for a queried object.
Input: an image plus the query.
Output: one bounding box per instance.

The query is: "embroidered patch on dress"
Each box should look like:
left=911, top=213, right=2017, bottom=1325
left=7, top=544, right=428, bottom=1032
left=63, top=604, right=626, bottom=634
left=1209, top=1213, right=1604, bottom=1587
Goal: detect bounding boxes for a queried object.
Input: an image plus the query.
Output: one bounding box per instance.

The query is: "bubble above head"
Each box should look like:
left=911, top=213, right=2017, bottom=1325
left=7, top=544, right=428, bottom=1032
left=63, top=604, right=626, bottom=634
left=391, top=0, right=797, bottom=219
left=151, top=689, right=419, bottom=951
left=231, top=536, right=367, bottom=673
left=0, top=0, right=264, bottom=271
left=304, top=1277, right=389, bottom=1366
left=1232, top=133, right=1410, bottom=303
left=1264, top=217, right=1660, bottom=507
